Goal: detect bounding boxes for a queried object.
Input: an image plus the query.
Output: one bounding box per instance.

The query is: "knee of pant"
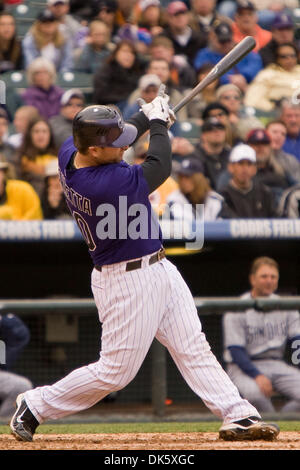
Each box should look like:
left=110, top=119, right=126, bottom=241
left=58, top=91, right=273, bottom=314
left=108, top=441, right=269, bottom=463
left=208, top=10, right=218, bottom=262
left=93, top=360, right=137, bottom=391
left=13, top=377, right=33, bottom=395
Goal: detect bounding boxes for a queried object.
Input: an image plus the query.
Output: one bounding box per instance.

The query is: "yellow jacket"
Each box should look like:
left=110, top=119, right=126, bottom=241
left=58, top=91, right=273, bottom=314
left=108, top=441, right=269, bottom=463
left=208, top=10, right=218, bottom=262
left=0, top=179, right=43, bottom=220
left=244, top=64, right=300, bottom=112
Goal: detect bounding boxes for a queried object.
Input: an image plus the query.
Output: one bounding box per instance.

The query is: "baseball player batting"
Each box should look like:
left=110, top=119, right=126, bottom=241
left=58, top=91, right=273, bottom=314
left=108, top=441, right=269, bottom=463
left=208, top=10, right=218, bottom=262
left=10, top=85, right=279, bottom=442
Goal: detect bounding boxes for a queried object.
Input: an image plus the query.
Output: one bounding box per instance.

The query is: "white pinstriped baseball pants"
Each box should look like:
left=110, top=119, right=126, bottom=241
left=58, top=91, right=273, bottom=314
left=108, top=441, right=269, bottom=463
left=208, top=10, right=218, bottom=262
left=24, top=254, right=260, bottom=424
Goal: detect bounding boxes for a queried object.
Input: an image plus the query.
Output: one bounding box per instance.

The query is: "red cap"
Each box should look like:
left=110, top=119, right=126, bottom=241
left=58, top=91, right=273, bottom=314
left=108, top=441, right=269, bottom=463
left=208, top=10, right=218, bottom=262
left=167, top=1, right=188, bottom=15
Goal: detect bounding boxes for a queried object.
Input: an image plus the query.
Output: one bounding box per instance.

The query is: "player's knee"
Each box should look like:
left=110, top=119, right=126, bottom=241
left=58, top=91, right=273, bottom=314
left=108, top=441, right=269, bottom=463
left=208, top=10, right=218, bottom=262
left=13, top=377, right=33, bottom=395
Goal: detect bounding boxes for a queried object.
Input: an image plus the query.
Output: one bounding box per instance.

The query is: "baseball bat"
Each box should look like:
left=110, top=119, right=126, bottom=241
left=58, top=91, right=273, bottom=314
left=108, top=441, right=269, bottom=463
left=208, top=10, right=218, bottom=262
left=172, top=36, right=256, bottom=114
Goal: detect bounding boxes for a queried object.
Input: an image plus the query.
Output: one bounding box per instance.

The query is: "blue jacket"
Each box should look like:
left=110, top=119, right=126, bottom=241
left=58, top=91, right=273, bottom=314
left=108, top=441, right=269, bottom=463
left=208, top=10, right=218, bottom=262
left=0, top=314, right=30, bottom=369
left=283, top=134, right=300, bottom=162
left=193, top=47, right=263, bottom=84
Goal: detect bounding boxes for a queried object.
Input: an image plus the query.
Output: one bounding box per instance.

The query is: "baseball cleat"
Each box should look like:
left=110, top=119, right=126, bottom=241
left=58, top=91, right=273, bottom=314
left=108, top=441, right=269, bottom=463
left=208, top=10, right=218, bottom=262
left=219, top=416, right=280, bottom=441
left=10, top=394, right=39, bottom=442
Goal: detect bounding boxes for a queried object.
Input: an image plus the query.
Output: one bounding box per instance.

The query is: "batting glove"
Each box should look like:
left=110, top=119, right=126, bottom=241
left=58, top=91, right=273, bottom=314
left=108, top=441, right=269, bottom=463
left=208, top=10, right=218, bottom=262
left=137, top=84, right=176, bottom=128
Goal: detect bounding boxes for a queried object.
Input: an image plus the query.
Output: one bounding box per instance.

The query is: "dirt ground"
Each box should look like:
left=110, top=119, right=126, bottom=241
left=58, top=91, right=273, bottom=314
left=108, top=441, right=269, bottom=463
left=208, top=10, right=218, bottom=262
left=0, top=432, right=300, bottom=450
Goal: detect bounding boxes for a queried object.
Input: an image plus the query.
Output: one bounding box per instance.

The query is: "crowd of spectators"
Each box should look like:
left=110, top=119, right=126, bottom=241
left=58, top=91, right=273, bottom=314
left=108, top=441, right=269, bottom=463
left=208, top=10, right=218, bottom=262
left=0, top=0, right=299, bottom=220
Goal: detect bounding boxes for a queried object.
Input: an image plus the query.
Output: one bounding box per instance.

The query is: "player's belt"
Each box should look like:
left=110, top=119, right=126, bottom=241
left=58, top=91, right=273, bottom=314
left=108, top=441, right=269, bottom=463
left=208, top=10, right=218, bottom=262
left=95, top=248, right=165, bottom=272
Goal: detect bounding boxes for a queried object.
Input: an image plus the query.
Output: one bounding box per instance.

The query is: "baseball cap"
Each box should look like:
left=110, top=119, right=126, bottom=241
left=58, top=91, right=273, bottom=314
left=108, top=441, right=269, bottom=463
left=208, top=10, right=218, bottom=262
left=246, top=128, right=271, bottom=145
left=167, top=1, right=188, bottom=15
left=272, top=13, right=294, bottom=29
left=202, top=102, right=229, bottom=120
left=201, top=117, right=226, bottom=132
left=138, top=74, right=161, bottom=91
left=236, top=0, right=256, bottom=11
left=213, top=21, right=233, bottom=43
left=177, top=157, right=204, bottom=176
left=139, top=0, right=160, bottom=11
left=61, top=88, right=85, bottom=106
left=36, top=10, right=57, bottom=22
left=97, top=0, right=118, bottom=12
left=47, top=0, right=69, bottom=6
left=229, top=144, right=256, bottom=163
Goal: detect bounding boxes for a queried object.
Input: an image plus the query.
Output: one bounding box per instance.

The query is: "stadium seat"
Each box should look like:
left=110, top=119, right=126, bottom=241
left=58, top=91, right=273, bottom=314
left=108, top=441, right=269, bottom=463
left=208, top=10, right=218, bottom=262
left=177, top=120, right=201, bottom=144
left=7, top=3, right=44, bottom=20
left=1, top=70, right=28, bottom=92
left=56, top=72, right=94, bottom=103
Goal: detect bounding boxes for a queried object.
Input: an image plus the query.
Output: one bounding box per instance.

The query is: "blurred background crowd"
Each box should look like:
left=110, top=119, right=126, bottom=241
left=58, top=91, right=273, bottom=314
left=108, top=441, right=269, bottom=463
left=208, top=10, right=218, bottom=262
left=0, top=0, right=300, bottom=221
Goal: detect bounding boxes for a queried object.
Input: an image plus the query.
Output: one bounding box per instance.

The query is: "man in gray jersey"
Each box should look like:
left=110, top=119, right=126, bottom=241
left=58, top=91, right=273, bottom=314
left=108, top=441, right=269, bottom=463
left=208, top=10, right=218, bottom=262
left=223, top=256, right=300, bottom=412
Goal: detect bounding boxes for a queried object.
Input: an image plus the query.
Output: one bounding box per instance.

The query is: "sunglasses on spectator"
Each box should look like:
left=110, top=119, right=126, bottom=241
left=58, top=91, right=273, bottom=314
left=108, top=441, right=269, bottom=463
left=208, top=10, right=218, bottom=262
left=209, top=111, right=226, bottom=117
left=277, top=53, right=297, bottom=58
left=221, top=95, right=240, bottom=100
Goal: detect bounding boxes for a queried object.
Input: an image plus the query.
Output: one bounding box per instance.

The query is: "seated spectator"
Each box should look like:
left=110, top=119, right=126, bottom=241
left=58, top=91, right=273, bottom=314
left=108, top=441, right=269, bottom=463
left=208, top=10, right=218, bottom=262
left=279, top=101, right=300, bottom=161
left=0, top=154, right=42, bottom=220
left=190, top=0, right=230, bottom=40
left=19, top=118, right=58, bottom=198
left=0, top=108, right=18, bottom=175
left=171, top=136, right=197, bottom=164
left=47, top=0, right=84, bottom=49
left=6, top=106, right=41, bottom=151
left=186, top=117, right=231, bottom=190
left=94, top=0, right=120, bottom=40
left=22, top=10, right=73, bottom=72
left=246, top=128, right=290, bottom=201
left=73, top=19, right=112, bottom=73
left=41, top=159, right=71, bottom=219
left=123, top=73, right=161, bottom=120
left=21, top=57, right=64, bottom=120
left=167, top=156, right=223, bottom=222
left=244, top=43, right=300, bottom=112
left=259, top=12, right=296, bottom=67
left=160, top=1, right=207, bottom=66
left=278, top=183, right=300, bottom=217
left=0, top=313, right=33, bottom=419
left=231, top=1, right=272, bottom=52
left=202, top=101, right=241, bottom=147
left=132, top=137, right=179, bottom=217
left=193, top=20, right=263, bottom=92
left=215, top=84, right=264, bottom=140
left=93, top=39, right=145, bottom=113
left=148, top=36, right=197, bottom=91
left=223, top=256, right=300, bottom=413
left=184, top=63, right=220, bottom=123
left=266, top=120, right=300, bottom=184
left=49, top=88, right=85, bottom=149
left=144, top=58, right=188, bottom=122
left=0, top=12, right=23, bottom=73
left=135, top=0, right=167, bottom=37
left=219, top=144, right=277, bottom=218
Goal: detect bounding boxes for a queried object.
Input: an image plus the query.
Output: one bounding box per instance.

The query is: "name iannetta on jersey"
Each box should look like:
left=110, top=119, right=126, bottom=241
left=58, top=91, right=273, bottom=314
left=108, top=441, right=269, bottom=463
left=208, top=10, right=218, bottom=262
left=59, top=169, right=92, bottom=216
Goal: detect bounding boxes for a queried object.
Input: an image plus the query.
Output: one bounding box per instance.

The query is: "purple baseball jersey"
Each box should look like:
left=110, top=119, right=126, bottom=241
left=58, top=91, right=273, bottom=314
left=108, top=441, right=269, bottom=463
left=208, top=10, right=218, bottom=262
left=58, top=137, right=162, bottom=266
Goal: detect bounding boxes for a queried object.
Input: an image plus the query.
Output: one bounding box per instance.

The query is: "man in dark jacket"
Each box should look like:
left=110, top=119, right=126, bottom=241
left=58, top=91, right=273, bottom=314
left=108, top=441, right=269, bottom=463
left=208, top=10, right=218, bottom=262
left=187, top=117, right=231, bottom=190
left=219, top=143, right=277, bottom=218
left=160, top=1, right=207, bottom=66
left=259, top=13, right=296, bottom=67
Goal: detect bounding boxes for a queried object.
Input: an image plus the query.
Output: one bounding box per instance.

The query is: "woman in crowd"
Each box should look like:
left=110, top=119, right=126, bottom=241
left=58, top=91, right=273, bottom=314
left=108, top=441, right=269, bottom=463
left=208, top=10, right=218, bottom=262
left=93, top=39, right=145, bottom=112
left=22, top=9, right=73, bottom=72
left=167, top=156, right=223, bottom=222
left=21, top=57, right=64, bottom=120
left=19, top=118, right=58, bottom=198
left=216, top=84, right=264, bottom=141
left=0, top=12, right=23, bottom=73
left=244, top=42, right=300, bottom=112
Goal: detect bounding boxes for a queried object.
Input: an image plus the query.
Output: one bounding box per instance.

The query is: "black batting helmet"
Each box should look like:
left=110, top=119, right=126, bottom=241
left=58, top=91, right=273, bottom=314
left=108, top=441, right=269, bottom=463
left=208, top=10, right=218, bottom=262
left=72, top=105, right=137, bottom=150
